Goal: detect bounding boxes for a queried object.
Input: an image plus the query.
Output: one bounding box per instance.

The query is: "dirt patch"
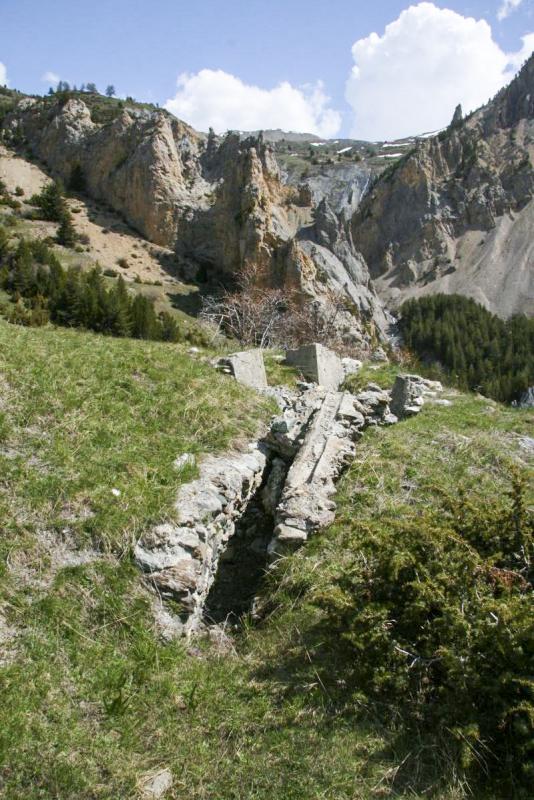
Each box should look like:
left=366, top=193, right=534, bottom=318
left=0, top=144, right=187, bottom=290
left=0, top=610, right=18, bottom=666
left=7, top=528, right=104, bottom=591
left=0, top=144, right=49, bottom=197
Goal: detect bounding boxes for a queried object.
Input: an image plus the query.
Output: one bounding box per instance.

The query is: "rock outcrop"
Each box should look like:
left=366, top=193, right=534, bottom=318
left=2, top=98, right=387, bottom=344
left=352, top=54, right=534, bottom=318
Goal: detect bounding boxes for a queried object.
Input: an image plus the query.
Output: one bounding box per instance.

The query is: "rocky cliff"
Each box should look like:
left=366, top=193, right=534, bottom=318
left=2, top=96, right=387, bottom=344
left=351, top=54, right=534, bottom=317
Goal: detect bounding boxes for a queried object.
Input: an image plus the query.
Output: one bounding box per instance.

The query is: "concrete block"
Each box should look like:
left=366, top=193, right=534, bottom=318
left=222, top=350, right=267, bottom=389
left=285, top=343, right=344, bottom=389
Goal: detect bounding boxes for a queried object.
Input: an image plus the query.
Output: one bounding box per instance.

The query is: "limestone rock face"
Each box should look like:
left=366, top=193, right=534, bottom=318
left=2, top=100, right=386, bottom=343
left=352, top=54, right=534, bottom=318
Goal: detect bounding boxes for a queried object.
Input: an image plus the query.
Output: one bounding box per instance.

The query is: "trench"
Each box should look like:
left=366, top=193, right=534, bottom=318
left=137, top=376, right=433, bottom=636
left=203, top=458, right=283, bottom=626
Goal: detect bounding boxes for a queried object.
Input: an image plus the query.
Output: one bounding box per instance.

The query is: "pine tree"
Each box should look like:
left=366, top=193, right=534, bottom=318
left=0, top=226, right=9, bottom=262
left=109, top=277, right=132, bottom=337
left=32, top=181, right=68, bottom=222
left=131, top=294, right=158, bottom=339
left=399, top=294, right=534, bottom=404
left=159, top=311, right=180, bottom=342
left=56, top=212, right=77, bottom=247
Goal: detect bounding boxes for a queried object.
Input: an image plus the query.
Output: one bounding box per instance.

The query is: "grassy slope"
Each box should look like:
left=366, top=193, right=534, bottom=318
left=0, top=323, right=532, bottom=799
left=257, top=387, right=533, bottom=798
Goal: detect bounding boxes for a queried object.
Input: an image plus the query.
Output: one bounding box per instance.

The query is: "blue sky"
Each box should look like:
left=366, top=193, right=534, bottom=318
left=1, top=0, right=533, bottom=138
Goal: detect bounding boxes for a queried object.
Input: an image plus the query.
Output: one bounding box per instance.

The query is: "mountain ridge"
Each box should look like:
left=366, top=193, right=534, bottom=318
left=2, top=54, right=534, bottom=328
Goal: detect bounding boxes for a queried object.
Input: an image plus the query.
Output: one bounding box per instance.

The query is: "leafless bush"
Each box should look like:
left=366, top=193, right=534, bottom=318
left=200, top=264, right=353, bottom=351
left=284, top=290, right=347, bottom=350
left=200, top=264, right=291, bottom=348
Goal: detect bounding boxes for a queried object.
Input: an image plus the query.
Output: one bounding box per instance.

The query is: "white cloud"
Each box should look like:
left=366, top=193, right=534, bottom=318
left=41, top=71, right=60, bottom=85
left=498, top=0, right=523, bottom=22
left=0, top=62, right=8, bottom=87
left=507, top=32, right=534, bottom=69
left=164, top=69, right=341, bottom=137
left=345, top=2, right=534, bottom=141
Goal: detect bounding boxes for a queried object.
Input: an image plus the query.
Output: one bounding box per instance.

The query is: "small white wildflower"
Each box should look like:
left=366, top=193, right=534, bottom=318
left=111, top=488, right=121, bottom=497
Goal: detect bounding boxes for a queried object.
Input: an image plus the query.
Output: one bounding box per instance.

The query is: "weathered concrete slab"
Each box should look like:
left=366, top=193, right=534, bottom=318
left=285, top=343, right=344, bottom=389
left=268, top=390, right=356, bottom=559
left=216, top=350, right=267, bottom=389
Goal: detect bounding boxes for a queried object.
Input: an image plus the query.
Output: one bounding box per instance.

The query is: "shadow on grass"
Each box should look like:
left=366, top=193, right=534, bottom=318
left=247, top=612, right=490, bottom=799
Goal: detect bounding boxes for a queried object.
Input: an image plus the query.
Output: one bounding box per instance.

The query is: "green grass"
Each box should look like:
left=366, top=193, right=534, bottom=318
left=342, top=359, right=444, bottom=393
left=0, top=324, right=532, bottom=798
left=262, top=389, right=533, bottom=797
left=0, top=321, right=272, bottom=555
left=263, top=350, right=301, bottom=387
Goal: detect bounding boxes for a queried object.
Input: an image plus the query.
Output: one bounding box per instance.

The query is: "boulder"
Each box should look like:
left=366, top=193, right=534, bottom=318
left=138, top=768, right=173, bottom=799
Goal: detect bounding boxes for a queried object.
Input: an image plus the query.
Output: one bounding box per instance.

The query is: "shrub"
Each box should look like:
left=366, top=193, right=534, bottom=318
left=3, top=198, right=21, bottom=210
left=56, top=213, right=77, bottom=247
left=103, top=268, right=118, bottom=278
left=313, top=477, right=534, bottom=793
left=2, top=298, right=49, bottom=327
left=117, top=257, right=128, bottom=269
left=14, top=186, right=24, bottom=196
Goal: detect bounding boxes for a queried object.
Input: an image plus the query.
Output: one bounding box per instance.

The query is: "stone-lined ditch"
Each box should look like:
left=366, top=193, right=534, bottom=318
left=135, top=374, right=443, bottom=636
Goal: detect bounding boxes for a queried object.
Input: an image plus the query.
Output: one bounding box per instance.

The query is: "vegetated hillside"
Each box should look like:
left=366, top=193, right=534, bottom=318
left=352, top=54, right=534, bottom=318
left=0, top=154, right=213, bottom=340
left=0, top=319, right=532, bottom=799
left=399, top=294, right=534, bottom=402
left=272, top=379, right=533, bottom=798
